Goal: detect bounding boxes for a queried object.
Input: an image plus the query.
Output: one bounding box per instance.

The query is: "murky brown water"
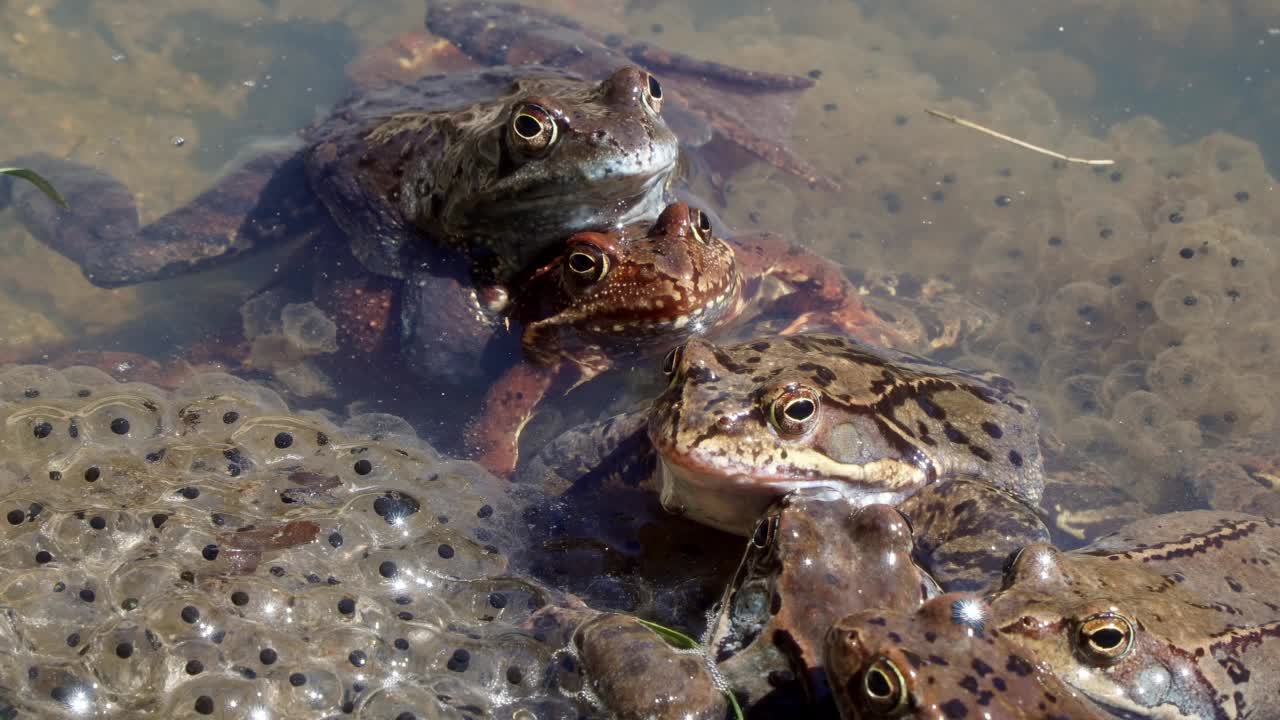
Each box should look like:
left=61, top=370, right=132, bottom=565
left=2, top=0, right=1279, bottom=717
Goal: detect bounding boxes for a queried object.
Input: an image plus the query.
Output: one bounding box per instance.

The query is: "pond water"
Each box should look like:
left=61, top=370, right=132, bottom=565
left=1, top=0, right=1278, bottom=717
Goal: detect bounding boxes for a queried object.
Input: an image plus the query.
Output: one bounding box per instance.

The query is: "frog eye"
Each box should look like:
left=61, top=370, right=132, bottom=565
left=893, top=507, right=915, bottom=536
left=565, top=246, right=609, bottom=283
left=690, top=208, right=713, bottom=243
left=661, top=345, right=683, bottom=379
left=1075, top=612, right=1135, bottom=665
left=769, top=386, right=821, bottom=436
left=750, top=513, right=780, bottom=549
left=1001, top=546, right=1026, bottom=580
left=860, top=656, right=909, bottom=716
left=509, top=103, right=558, bottom=155
left=642, top=73, right=663, bottom=115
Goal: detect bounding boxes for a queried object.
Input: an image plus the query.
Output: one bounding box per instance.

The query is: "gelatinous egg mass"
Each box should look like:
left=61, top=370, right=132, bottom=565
left=0, top=365, right=586, bottom=718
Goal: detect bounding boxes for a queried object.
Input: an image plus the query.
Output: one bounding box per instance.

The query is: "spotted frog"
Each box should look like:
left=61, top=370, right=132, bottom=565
left=650, top=333, right=1045, bottom=536
left=470, top=202, right=915, bottom=474
left=989, top=511, right=1280, bottom=719
left=708, top=494, right=939, bottom=716
left=824, top=593, right=1108, bottom=719
left=520, top=331, right=1046, bottom=582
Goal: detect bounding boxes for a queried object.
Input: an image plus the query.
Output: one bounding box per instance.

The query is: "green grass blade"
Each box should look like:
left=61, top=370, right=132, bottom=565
left=635, top=617, right=698, bottom=649
left=0, top=167, right=69, bottom=209
left=726, top=687, right=745, bottom=720
left=634, top=618, right=744, bottom=720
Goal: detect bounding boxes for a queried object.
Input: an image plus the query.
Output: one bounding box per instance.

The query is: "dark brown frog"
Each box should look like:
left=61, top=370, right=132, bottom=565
left=3, top=60, right=679, bottom=390
left=427, top=1, right=838, bottom=189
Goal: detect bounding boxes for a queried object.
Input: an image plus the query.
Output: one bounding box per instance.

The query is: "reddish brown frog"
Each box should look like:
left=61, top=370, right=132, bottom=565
left=468, top=203, right=917, bottom=475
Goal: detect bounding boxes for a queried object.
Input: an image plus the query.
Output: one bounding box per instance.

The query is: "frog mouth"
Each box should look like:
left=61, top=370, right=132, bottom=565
left=655, top=456, right=908, bottom=536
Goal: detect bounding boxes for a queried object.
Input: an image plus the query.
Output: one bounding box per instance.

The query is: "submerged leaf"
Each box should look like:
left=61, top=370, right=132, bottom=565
left=0, top=167, right=69, bottom=209
left=635, top=617, right=699, bottom=649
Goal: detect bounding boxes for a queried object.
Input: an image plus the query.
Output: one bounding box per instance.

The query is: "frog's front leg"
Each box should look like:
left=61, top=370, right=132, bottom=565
left=514, top=410, right=656, bottom=495
left=469, top=361, right=564, bottom=477
left=899, top=476, right=1050, bottom=594
left=399, top=267, right=509, bottom=387
left=730, top=233, right=912, bottom=347
left=3, top=148, right=325, bottom=287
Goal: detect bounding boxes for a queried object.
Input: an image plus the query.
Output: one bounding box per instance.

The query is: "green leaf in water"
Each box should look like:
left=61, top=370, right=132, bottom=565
left=635, top=617, right=699, bottom=649
left=634, top=618, right=745, bottom=720
left=0, top=167, right=69, bottom=209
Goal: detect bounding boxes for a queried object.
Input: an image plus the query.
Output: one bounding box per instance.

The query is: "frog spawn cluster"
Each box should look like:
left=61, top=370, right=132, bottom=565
left=0, top=365, right=608, bottom=719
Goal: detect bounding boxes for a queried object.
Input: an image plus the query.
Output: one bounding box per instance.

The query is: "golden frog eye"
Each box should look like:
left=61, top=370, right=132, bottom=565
left=860, top=656, right=909, bottom=716
left=642, top=73, right=663, bottom=115
left=769, top=386, right=821, bottom=436
left=1075, top=612, right=1135, bottom=666
left=565, top=246, right=609, bottom=283
left=509, top=103, right=558, bottom=155
left=690, top=208, right=713, bottom=243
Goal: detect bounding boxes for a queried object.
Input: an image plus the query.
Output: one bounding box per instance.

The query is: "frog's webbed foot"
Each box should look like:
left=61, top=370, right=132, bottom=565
left=469, top=361, right=563, bottom=477
left=514, top=410, right=654, bottom=495
left=900, top=477, right=1049, bottom=594
left=343, top=30, right=478, bottom=92
left=661, top=79, right=838, bottom=191
left=1039, top=466, right=1148, bottom=550
left=732, top=233, right=913, bottom=347
left=2, top=149, right=323, bottom=287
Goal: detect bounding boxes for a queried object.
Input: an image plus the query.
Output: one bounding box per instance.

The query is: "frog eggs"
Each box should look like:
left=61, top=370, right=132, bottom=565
left=0, top=365, right=586, bottom=718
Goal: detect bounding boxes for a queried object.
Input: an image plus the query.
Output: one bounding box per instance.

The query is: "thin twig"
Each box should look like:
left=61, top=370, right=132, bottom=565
left=925, top=109, right=1114, bottom=166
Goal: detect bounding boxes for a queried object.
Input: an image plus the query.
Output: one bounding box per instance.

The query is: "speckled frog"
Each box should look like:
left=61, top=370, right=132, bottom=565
left=650, top=333, right=1044, bottom=536
left=989, top=511, right=1280, bottom=719
left=520, top=332, right=1046, bottom=585
left=825, top=593, right=1108, bottom=719
left=708, top=494, right=939, bottom=716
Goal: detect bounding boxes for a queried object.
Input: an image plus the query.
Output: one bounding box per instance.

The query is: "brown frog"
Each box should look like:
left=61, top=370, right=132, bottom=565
left=650, top=333, right=1045, bottom=537
left=4, top=63, right=678, bottom=388
left=526, top=605, right=727, bottom=720
left=708, top=494, right=939, bottom=716
left=427, top=1, right=838, bottom=189
left=470, top=202, right=915, bottom=474
left=825, top=593, right=1109, bottom=719
left=518, top=332, right=1046, bottom=593
left=989, top=511, right=1280, bottom=719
